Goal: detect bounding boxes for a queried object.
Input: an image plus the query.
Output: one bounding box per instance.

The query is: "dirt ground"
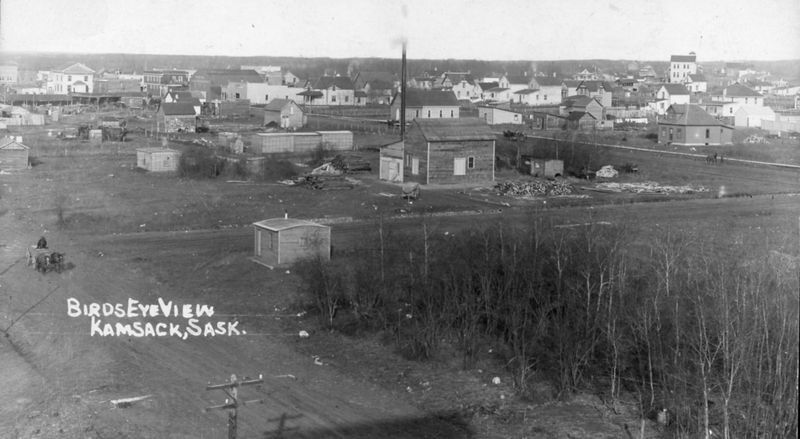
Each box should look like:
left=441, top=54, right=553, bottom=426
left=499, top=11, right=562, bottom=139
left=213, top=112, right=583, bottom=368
left=1, top=118, right=799, bottom=438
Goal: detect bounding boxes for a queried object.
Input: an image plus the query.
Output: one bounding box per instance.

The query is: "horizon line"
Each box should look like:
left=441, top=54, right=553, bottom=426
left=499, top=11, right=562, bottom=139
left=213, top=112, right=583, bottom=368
left=2, top=50, right=798, bottom=65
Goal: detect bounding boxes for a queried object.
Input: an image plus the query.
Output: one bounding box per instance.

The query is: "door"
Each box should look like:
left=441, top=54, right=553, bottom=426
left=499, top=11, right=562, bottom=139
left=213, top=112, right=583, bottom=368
left=389, top=161, right=399, bottom=181
left=453, top=158, right=466, bottom=176
left=411, top=158, right=419, bottom=175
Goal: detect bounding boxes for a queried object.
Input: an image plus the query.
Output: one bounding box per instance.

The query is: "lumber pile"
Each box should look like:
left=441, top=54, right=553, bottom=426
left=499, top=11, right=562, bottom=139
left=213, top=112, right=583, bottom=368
left=495, top=179, right=574, bottom=197
left=297, top=175, right=354, bottom=190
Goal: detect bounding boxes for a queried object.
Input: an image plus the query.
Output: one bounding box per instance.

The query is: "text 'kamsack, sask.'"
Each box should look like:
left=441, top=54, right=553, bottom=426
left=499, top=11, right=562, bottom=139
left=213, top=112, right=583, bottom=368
left=66, top=297, right=245, bottom=338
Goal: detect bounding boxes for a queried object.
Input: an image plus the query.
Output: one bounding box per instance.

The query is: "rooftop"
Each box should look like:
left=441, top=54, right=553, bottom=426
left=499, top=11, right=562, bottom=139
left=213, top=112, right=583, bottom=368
left=159, top=102, right=197, bottom=116
left=661, top=104, right=731, bottom=127
left=413, top=118, right=496, bottom=142
left=394, top=89, right=459, bottom=107
left=670, top=54, right=697, bottom=63
left=264, top=98, right=297, bottom=111
left=253, top=218, right=328, bottom=231
left=724, top=83, right=762, bottom=97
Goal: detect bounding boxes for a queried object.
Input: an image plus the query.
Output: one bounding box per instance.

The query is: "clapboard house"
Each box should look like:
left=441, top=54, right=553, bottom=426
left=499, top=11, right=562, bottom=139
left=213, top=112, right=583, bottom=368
left=263, top=99, right=305, bottom=129
left=403, top=118, right=496, bottom=185
left=0, top=137, right=30, bottom=170
left=252, top=216, right=331, bottom=268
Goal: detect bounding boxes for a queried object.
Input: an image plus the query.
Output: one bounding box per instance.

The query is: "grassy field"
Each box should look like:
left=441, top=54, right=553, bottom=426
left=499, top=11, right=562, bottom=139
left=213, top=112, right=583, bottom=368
left=1, top=112, right=798, bottom=438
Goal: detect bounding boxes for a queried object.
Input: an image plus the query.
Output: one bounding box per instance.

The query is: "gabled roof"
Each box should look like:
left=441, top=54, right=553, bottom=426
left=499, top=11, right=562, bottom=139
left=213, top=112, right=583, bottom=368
left=659, top=83, right=690, bottom=95
left=533, top=77, right=565, bottom=87
left=487, top=87, right=510, bottom=92
left=315, top=76, right=355, bottom=90
left=563, top=80, right=582, bottom=88
left=562, top=95, right=599, bottom=107
left=444, top=73, right=475, bottom=85
left=264, top=98, right=299, bottom=112
left=477, top=81, right=498, bottom=90
left=514, top=88, right=539, bottom=94
left=661, top=104, right=730, bottom=127
left=354, top=71, right=397, bottom=89
left=54, top=62, right=95, bottom=75
left=394, top=89, right=459, bottom=107
left=413, top=118, right=496, bottom=142
left=505, top=76, right=531, bottom=85
left=253, top=218, right=328, bottom=232
left=724, top=83, right=762, bottom=97
left=297, top=90, right=323, bottom=98
left=670, top=55, right=696, bottom=62
left=688, top=73, right=706, bottom=82
left=0, top=138, right=29, bottom=150
left=577, top=80, right=611, bottom=92
left=566, top=111, right=596, bottom=121
left=160, top=102, right=197, bottom=116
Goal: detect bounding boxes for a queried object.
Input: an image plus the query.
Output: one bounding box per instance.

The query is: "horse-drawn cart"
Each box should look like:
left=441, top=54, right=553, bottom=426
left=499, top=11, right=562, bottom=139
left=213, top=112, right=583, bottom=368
left=28, top=249, right=66, bottom=274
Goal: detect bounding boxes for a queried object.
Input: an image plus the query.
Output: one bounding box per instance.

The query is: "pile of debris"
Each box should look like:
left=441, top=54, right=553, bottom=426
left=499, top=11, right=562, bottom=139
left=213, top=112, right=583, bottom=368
left=495, top=179, right=574, bottom=198
left=594, top=181, right=708, bottom=194
left=330, top=155, right=371, bottom=173
left=294, top=175, right=359, bottom=190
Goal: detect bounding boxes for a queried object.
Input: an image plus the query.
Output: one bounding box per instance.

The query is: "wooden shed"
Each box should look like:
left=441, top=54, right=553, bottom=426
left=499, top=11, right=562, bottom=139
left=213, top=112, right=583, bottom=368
left=0, top=137, right=30, bottom=170
left=136, top=147, right=180, bottom=172
left=402, top=118, right=496, bottom=185
left=317, top=131, right=354, bottom=150
left=252, top=217, right=331, bottom=268
left=379, top=140, right=404, bottom=182
left=263, top=99, right=305, bottom=129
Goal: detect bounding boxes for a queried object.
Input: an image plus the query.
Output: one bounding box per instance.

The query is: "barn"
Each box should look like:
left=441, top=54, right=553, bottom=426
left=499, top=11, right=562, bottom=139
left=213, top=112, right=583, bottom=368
left=136, top=147, right=180, bottom=172
left=252, top=216, right=331, bottom=268
left=0, top=137, right=30, bottom=170
left=403, top=118, right=496, bottom=185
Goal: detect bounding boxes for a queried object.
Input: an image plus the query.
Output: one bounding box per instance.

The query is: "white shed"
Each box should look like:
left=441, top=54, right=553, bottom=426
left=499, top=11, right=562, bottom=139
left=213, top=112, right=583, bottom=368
left=136, top=147, right=180, bottom=172
left=252, top=217, right=331, bottom=268
left=734, top=106, right=776, bottom=128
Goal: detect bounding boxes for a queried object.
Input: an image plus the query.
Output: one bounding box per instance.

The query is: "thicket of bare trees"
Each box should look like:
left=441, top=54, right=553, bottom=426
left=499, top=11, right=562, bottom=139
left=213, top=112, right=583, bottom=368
left=295, top=219, right=798, bottom=438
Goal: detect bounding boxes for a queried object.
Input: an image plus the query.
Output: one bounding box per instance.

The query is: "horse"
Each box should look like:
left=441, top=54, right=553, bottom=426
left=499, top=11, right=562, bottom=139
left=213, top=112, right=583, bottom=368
left=35, top=253, right=51, bottom=273
left=706, top=153, right=719, bottom=164
left=36, top=236, right=48, bottom=249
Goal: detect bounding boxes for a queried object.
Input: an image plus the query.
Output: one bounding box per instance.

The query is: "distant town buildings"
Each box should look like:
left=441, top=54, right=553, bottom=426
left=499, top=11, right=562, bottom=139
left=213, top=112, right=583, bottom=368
left=668, top=53, right=697, bottom=84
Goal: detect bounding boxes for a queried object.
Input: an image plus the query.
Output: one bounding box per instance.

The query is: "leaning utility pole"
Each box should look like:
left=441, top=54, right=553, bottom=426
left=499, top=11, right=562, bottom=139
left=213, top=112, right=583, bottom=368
left=400, top=40, right=407, bottom=140
left=204, top=374, right=264, bottom=439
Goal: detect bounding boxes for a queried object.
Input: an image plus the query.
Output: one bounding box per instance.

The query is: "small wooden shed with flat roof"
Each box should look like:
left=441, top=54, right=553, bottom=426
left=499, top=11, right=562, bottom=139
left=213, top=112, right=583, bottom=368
left=252, top=216, right=331, bottom=268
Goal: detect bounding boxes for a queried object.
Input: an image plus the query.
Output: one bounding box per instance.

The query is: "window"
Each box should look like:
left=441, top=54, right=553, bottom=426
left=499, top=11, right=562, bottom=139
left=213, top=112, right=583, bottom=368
left=745, top=97, right=748, bottom=104
left=450, top=110, right=454, bottom=117
left=705, top=129, right=710, bottom=139
left=265, top=94, right=269, bottom=101
left=544, top=94, right=547, bottom=100
left=729, top=107, right=733, bottom=114
left=427, top=110, right=431, bottom=117
left=331, top=95, right=336, bottom=102
left=84, top=76, right=88, bottom=81
left=235, top=93, right=240, bottom=99
left=345, top=96, right=349, bottom=103
left=439, top=110, right=442, bottom=117
left=415, top=110, right=419, bottom=117
left=467, top=156, right=475, bottom=169
left=68, top=75, right=71, bottom=81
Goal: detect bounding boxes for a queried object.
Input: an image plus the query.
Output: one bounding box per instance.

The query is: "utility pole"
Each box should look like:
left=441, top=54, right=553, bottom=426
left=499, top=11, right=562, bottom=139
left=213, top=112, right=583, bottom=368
left=204, top=374, right=264, bottom=439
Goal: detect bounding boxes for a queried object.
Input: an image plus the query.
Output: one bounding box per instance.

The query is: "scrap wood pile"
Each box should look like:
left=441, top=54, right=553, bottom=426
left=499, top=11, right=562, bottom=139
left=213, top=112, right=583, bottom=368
left=594, top=181, right=708, bottom=194
left=330, top=155, right=371, bottom=173
left=495, top=179, right=574, bottom=197
left=294, top=174, right=358, bottom=190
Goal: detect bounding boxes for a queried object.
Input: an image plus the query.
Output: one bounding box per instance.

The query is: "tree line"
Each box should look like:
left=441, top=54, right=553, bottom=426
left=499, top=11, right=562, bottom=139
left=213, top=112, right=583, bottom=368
left=295, top=218, right=798, bottom=438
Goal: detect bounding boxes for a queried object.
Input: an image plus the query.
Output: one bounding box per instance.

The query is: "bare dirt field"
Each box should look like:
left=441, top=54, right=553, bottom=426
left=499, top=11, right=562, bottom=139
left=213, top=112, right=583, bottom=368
left=1, top=119, right=798, bottom=438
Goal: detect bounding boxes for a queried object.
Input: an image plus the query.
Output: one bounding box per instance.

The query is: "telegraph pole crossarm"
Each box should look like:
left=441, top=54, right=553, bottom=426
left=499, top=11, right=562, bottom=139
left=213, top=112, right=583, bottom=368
left=204, top=373, right=264, bottom=439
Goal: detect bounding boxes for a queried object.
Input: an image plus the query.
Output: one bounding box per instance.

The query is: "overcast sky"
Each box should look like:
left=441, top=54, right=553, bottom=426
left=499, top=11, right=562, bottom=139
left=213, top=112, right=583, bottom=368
left=1, top=0, right=799, bottom=61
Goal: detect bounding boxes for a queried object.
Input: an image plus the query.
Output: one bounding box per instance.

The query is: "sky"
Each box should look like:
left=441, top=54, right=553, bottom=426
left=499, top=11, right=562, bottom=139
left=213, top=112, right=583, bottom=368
left=1, top=0, right=799, bottom=61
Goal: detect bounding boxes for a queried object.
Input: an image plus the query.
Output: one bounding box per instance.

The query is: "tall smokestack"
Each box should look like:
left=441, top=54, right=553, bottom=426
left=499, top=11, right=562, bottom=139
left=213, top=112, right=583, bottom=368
left=400, top=41, right=407, bottom=140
